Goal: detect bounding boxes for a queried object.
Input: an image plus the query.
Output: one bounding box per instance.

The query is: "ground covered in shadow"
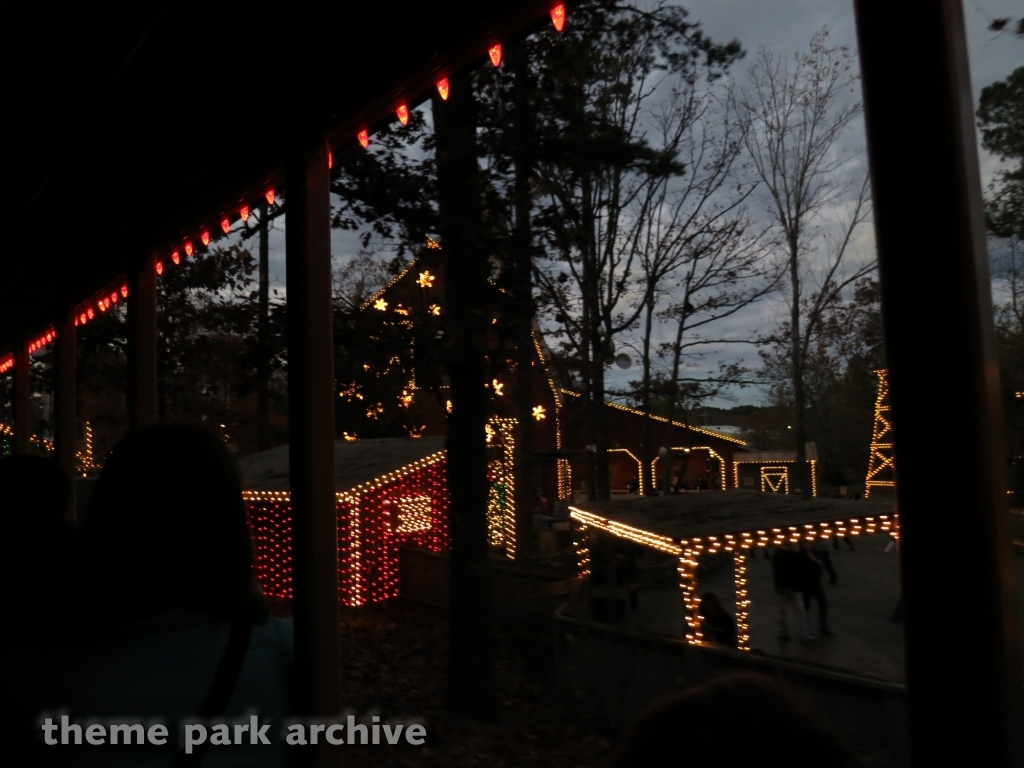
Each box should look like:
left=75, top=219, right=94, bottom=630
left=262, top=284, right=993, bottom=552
left=336, top=599, right=617, bottom=768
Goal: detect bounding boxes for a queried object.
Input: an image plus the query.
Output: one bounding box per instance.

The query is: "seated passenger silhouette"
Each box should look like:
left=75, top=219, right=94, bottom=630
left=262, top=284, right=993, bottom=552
left=610, top=673, right=859, bottom=767
left=0, top=455, right=75, bottom=645
left=4, top=425, right=292, bottom=767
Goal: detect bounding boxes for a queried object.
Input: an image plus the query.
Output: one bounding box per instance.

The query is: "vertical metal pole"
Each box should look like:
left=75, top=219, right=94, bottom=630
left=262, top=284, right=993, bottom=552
left=853, top=1, right=1022, bottom=764
left=12, top=339, right=30, bottom=455
left=285, top=131, right=341, bottom=756
left=54, top=309, right=77, bottom=501
left=127, top=256, right=158, bottom=429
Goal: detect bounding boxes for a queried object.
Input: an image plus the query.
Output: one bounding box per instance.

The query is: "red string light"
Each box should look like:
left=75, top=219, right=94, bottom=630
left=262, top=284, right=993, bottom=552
left=357, top=130, right=369, bottom=149
left=265, top=189, right=275, bottom=205
left=240, top=205, right=250, bottom=222
left=551, top=3, right=566, bottom=31
left=220, top=217, right=230, bottom=234
left=0, top=354, right=13, bottom=374
left=396, top=104, right=409, bottom=126
left=489, top=44, right=502, bottom=67
left=436, top=77, right=449, bottom=101
left=155, top=261, right=163, bottom=275
left=201, top=230, right=211, bottom=247
left=184, top=241, right=194, bottom=257
left=171, top=250, right=181, bottom=265
left=328, top=151, right=333, bottom=169
left=121, top=283, right=129, bottom=298
left=245, top=455, right=450, bottom=606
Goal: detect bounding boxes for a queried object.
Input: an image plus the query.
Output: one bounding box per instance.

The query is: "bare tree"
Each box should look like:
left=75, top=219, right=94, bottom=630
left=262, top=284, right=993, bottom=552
left=628, top=85, right=776, bottom=493
left=736, top=28, right=874, bottom=498
left=532, top=1, right=742, bottom=500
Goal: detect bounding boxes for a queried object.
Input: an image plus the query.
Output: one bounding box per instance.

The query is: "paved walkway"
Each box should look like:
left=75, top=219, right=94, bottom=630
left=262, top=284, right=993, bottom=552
left=625, top=533, right=906, bottom=682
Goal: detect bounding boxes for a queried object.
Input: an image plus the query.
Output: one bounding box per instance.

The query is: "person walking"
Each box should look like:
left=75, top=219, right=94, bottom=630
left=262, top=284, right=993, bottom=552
left=799, top=540, right=832, bottom=640
left=771, top=544, right=805, bottom=641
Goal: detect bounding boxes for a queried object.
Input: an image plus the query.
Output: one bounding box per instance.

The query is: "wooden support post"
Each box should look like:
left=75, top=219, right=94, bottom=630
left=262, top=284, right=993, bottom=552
left=853, top=1, right=1022, bottom=764
left=127, top=256, right=158, bottom=429
left=12, top=339, right=30, bottom=455
left=434, top=71, right=497, bottom=720
left=285, top=131, right=341, bottom=749
left=54, top=309, right=77, bottom=492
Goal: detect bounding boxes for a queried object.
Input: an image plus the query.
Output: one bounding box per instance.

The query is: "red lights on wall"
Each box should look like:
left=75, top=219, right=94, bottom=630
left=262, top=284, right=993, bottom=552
left=245, top=455, right=450, bottom=606
left=265, top=189, right=275, bottom=205
left=27, top=327, right=57, bottom=355
left=436, top=77, right=450, bottom=101
left=551, top=3, right=566, bottom=31
left=489, top=44, right=503, bottom=67
left=120, top=283, right=129, bottom=298
left=155, top=260, right=164, bottom=275
left=184, top=241, right=194, bottom=257
left=171, top=250, right=181, bottom=265
left=240, top=205, right=250, bottom=222
left=357, top=129, right=369, bottom=149
left=396, top=104, right=409, bottom=126
left=201, top=230, right=211, bottom=247
left=220, top=217, right=231, bottom=234
left=0, top=354, right=12, bottom=374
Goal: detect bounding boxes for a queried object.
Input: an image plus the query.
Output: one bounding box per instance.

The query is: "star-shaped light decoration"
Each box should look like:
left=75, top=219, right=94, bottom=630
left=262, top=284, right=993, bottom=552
left=492, top=379, right=504, bottom=396
left=532, top=405, right=547, bottom=421
left=418, top=271, right=436, bottom=288
left=374, top=298, right=388, bottom=311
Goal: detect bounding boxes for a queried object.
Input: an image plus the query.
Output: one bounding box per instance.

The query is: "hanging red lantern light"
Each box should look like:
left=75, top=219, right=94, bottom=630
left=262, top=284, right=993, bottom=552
left=357, top=129, right=369, bottom=148
left=396, top=104, right=409, bottom=125
left=265, top=189, right=275, bottom=205
left=155, top=260, right=164, bottom=275
left=436, top=77, right=450, bottom=101
left=201, top=230, right=211, bottom=246
left=171, top=250, right=181, bottom=265
left=220, top=217, right=230, bottom=234
left=184, top=241, right=193, bottom=257
left=489, top=44, right=503, bottom=67
left=551, top=3, right=566, bottom=31
left=240, top=205, right=250, bottom=222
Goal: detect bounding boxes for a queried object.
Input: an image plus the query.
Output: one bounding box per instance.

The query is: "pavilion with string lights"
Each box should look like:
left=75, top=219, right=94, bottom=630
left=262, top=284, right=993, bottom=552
left=0, top=1, right=1018, bottom=764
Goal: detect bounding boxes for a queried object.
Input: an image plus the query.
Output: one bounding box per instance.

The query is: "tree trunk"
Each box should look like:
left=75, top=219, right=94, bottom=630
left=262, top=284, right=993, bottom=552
left=257, top=200, right=271, bottom=451
left=789, top=243, right=810, bottom=498
left=511, top=43, right=536, bottom=561
left=433, top=73, right=496, bottom=721
left=640, top=301, right=654, bottom=495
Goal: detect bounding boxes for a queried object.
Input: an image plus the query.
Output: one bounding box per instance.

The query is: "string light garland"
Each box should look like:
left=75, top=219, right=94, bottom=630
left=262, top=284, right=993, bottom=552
left=358, top=129, right=369, bottom=149
left=396, top=104, right=410, bottom=126
left=551, top=3, right=566, bottom=31
left=485, top=417, right=517, bottom=558
left=760, top=466, right=789, bottom=493
left=560, top=390, right=746, bottom=446
left=864, top=369, right=895, bottom=498
left=488, top=44, right=503, bottom=67
left=570, top=507, right=898, bottom=650
left=244, top=451, right=450, bottom=607
left=0, top=355, right=12, bottom=374
left=652, top=446, right=728, bottom=492
left=436, top=77, right=450, bottom=101
left=608, top=447, right=644, bottom=496
left=733, top=457, right=818, bottom=497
